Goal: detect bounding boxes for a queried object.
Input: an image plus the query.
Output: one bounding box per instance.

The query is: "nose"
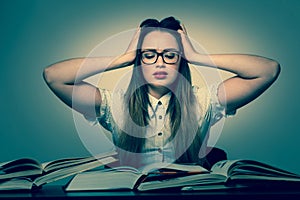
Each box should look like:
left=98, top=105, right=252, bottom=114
left=156, top=55, right=165, bottom=68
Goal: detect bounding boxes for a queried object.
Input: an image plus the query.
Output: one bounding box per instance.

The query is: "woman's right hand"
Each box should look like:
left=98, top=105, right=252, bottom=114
left=43, top=28, right=141, bottom=118
left=122, top=27, right=141, bottom=65
left=109, top=27, right=141, bottom=69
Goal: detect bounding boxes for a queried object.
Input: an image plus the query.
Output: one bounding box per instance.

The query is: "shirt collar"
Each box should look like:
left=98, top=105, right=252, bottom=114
left=148, top=92, right=172, bottom=109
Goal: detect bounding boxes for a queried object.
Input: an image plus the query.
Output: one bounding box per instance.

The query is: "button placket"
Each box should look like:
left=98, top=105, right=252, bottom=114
left=156, top=102, right=165, bottom=129
left=153, top=100, right=165, bottom=162
left=155, top=101, right=165, bottom=147
left=146, top=93, right=172, bottom=163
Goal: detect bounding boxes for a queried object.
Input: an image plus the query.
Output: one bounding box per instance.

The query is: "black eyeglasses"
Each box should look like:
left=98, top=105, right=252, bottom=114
left=141, top=49, right=181, bottom=65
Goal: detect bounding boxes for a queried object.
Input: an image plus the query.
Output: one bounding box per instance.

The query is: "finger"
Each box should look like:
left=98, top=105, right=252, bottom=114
left=180, top=23, right=188, bottom=34
left=126, top=28, right=141, bottom=53
left=133, top=27, right=141, bottom=41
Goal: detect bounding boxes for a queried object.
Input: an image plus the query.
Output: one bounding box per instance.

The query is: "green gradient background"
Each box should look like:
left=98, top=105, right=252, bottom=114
left=1, top=0, right=299, bottom=174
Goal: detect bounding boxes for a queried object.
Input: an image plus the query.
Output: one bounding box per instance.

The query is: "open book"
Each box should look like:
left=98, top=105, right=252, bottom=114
left=65, top=163, right=214, bottom=191
left=0, top=150, right=118, bottom=191
left=65, top=159, right=300, bottom=192
left=64, top=162, right=208, bottom=191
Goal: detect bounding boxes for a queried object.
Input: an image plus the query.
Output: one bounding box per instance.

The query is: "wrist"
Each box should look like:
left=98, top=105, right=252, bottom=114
left=112, top=52, right=136, bottom=69
left=122, top=51, right=136, bottom=65
left=185, top=52, right=206, bottom=65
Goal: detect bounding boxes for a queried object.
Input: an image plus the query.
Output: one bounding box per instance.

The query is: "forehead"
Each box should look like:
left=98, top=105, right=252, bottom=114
left=141, top=31, right=179, bottom=50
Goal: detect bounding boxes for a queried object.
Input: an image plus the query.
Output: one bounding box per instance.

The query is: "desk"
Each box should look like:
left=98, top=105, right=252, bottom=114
left=1, top=185, right=300, bottom=200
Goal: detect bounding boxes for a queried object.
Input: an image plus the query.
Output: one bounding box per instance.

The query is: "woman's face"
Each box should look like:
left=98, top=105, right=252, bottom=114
left=140, top=30, right=181, bottom=91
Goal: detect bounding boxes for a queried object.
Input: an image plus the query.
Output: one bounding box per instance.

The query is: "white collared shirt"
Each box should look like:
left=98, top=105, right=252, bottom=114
left=87, top=85, right=234, bottom=167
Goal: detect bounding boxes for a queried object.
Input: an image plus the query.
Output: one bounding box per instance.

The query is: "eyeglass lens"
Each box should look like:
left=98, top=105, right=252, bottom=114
left=141, top=50, right=179, bottom=64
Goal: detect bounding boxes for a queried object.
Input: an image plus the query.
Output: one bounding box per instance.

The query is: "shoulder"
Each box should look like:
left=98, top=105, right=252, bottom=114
left=192, top=85, right=212, bottom=115
left=193, top=84, right=234, bottom=124
left=98, top=88, right=125, bottom=106
left=89, top=88, right=126, bottom=132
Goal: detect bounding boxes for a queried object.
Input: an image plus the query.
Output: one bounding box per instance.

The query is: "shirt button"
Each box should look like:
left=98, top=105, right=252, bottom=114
left=158, top=101, right=162, bottom=106
left=158, top=148, right=162, bottom=153
left=158, top=115, right=163, bottom=120
left=158, top=132, right=163, bottom=136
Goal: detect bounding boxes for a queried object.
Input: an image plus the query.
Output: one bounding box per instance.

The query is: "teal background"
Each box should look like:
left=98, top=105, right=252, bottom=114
left=1, top=0, right=299, bottom=174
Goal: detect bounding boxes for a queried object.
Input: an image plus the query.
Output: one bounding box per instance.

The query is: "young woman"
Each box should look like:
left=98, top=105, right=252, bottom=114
left=43, top=17, right=280, bottom=168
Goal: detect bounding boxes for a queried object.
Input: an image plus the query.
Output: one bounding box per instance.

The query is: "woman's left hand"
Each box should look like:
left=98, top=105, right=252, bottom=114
left=178, top=24, right=202, bottom=64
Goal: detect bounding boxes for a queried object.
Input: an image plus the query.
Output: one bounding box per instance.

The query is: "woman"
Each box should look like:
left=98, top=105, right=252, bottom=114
left=43, top=17, right=280, bottom=168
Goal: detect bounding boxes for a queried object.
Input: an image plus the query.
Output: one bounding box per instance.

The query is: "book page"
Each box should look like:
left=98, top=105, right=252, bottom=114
left=0, top=158, right=43, bottom=180
left=227, top=160, right=300, bottom=180
left=35, top=156, right=118, bottom=187
left=140, top=162, right=209, bottom=174
left=210, top=160, right=240, bottom=177
left=0, top=158, right=41, bottom=170
left=99, top=165, right=141, bottom=174
left=0, top=178, right=34, bottom=191
left=42, top=150, right=117, bottom=172
left=212, top=159, right=300, bottom=181
left=65, top=170, right=144, bottom=191
left=138, top=173, right=226, bottom=191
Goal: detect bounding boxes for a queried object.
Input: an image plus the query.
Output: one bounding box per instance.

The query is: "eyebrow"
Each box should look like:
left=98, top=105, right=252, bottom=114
left=141, top=48, right=180, bottom=52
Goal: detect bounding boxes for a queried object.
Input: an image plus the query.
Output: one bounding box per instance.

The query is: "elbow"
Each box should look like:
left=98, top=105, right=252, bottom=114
left=264, top=60, right=281, bottom=83
left=270, top=60, right=281, bottom=81
left=43, top=66, right=55, bottom=86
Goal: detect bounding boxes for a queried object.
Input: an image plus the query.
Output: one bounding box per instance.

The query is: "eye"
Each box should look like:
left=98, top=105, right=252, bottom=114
left=142, top=51, right=156, bottom=59
left=164, top=52, right=177, bottom=59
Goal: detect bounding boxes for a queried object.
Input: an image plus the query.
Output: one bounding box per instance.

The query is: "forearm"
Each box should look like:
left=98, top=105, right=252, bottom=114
left=43, top=53, right=134, bottom=86
left=190, top=53, right=280, bottom=80
left=179, top=28, right=280, bottom=112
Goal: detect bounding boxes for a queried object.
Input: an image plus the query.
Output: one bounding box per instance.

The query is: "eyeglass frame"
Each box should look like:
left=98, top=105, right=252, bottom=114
left=140, top=49, right=182, bottom=65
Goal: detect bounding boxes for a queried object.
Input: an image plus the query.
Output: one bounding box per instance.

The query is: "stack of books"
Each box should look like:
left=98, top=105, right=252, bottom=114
left=2, top=151, right=300, bottom=192
left=0, top=150, right=118, bottom=191
left=65, top=159, right=300, bottom=192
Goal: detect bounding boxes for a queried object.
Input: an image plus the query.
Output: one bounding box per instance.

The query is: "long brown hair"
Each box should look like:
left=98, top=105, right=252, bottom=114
left=116, top=17, right=210, bottom=167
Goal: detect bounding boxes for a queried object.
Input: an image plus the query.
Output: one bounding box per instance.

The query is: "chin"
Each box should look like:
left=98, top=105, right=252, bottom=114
left=150, top=82, right=174, bottom=89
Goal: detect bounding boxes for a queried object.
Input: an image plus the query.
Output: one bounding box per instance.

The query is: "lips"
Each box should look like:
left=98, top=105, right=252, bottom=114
left=153, top=71, right=168, bottom=79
